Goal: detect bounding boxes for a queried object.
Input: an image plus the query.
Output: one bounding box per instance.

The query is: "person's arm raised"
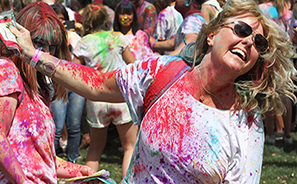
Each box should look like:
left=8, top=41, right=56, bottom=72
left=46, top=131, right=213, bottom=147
left=9, top=24, right=124, bottom=103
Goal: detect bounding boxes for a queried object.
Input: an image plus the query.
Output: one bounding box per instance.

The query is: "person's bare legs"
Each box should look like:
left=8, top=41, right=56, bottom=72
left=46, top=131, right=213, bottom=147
left=275, top=114, right=284, bottom=134
left=282, top=96, right=292, bottom=137
left=85, top=126, right=108, bottom=171
left=116, top=121, right=138, bottom=178
left=264, top=111, right=275, bottom=136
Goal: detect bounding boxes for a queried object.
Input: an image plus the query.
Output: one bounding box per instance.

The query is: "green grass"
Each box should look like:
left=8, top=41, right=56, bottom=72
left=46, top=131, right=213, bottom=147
left=260, top=132, right=297, bottom=184
left=59, top=128, right=297, bottom=184
left=77, top=129, right=123, bottom=183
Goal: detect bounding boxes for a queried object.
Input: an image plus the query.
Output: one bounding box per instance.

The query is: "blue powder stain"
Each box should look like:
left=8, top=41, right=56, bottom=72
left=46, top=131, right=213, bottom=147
left=217, top=37, right=219, bottom=40
left=220, top=44, right=222, bottom=47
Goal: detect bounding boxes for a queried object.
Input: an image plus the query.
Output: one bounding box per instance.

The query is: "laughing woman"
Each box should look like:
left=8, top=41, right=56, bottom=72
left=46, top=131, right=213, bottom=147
left=10, top=0, right=297, bottom=183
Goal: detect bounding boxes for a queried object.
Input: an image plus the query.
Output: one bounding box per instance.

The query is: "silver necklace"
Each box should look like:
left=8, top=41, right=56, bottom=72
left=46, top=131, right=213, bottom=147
left=198, top=68, right=226, bottom=110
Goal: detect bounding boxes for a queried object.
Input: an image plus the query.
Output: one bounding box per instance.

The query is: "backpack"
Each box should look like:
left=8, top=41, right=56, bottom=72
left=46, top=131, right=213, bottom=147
left=142, top=59, right=191, bottom=116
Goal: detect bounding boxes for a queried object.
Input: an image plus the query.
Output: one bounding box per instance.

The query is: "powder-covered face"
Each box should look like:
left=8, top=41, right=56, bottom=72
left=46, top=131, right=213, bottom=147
left=33, top=39, right=58, bottom=56
left=118, top=13, right=133, bottom=27
left=207, top=13, right=263, bottom=77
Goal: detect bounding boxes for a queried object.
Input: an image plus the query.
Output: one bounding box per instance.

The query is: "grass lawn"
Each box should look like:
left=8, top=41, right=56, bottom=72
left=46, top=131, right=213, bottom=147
left=59, top=127, right=297, bottom=184
left=260, top=132, right=297, bottom=184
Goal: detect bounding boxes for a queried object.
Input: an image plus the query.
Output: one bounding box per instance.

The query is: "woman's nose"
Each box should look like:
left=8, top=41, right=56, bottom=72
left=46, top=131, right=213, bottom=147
left=241, top=34, right=254, bottom=48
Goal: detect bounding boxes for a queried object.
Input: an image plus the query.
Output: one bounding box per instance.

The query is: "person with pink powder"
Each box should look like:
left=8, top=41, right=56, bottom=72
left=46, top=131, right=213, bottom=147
left=0, top=1, right=95, bottom=184
left=9, top=0, right=297, bottom=183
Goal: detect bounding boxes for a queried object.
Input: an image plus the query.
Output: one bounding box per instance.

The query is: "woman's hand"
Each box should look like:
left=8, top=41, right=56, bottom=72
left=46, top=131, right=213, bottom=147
left=56, top=157, right=96, bottom=178
left=77, top=165, right=96, bottom=177
left=9, top=23, right=36, bottom=58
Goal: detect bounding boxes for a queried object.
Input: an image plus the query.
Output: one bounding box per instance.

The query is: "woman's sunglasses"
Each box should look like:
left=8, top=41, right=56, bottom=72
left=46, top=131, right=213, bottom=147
left=220, top=21, right=269, bottom=53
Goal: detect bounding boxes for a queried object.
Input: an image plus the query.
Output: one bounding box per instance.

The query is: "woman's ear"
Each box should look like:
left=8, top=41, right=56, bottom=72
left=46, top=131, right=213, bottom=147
left=207, top=32, right=215, bottom=46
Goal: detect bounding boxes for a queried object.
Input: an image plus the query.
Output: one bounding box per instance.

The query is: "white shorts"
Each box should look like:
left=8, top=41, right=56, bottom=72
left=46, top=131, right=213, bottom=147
left=86, top=100, right=132, bottom=128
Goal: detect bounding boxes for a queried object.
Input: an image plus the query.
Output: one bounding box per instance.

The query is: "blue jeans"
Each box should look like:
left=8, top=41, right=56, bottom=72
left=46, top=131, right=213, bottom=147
left=52, top=90, right=85, bottom=163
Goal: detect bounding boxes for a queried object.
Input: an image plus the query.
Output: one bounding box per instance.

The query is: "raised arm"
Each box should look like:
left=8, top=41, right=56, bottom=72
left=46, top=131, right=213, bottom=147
left=9, top=24, right=125, bottom=103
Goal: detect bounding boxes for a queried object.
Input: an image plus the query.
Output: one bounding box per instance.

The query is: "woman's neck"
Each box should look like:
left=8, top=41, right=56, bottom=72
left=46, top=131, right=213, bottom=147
left=186, top=65, right=236, bottom=110
left=121, top=26, right=133, bottom=35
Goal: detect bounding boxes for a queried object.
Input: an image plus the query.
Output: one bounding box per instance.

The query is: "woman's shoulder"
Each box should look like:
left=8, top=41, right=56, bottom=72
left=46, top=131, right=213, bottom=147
left=135, top=30, right=148, bottom=37
left=0, top=57, right=23, bottom=95
left=0, top=57, right=18, bottom=73
left=187, top=13, right=206, bottom=22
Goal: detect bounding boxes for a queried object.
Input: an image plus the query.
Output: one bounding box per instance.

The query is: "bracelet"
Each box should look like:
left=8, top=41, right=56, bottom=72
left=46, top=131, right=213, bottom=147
left=30, top=49, right=43, bottom=68
left=150, top=40, right=156, bottom=48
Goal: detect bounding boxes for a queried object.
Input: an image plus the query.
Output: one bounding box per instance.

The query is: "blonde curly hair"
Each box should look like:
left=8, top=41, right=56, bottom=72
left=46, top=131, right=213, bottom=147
left=192, top=0, right=297, bottom=115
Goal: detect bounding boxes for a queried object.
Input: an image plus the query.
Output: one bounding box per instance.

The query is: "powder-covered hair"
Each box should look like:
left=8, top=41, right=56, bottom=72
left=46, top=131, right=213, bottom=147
left=83, top=4, right=109, bottom=36
left=14, top=1, right=69, bottom=103
left=188, top=0, right=297, bottom=115
left=259, top=0, right=290, bottom=17
left=51, top=3, right=70, bottom=21
left=113, top=0, right=139, bottom=35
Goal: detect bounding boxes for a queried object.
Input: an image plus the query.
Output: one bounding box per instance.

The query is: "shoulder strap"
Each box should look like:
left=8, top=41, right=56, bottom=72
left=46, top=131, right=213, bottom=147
left=143, top=59, right=190, bottom=116
left=16, top=88, right=24, bottom=109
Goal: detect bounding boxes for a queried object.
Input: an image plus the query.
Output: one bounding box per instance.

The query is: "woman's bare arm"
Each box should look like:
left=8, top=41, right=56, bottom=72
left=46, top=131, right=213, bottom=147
left=10, top=24, right=125, bottom=103
left=0, top=94, right=29, bottom=184
left=122, top=46, right=136, bottom=64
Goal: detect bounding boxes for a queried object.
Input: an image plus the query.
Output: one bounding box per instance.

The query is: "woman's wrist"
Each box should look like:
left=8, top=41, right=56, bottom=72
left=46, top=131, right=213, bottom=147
left=33, top=51, right=61, bottom=78
left=24, top=48, right=37, bottom=60
left=150, top=40, right=156, bottom=48
left=30, top=49, right=42, bottom=68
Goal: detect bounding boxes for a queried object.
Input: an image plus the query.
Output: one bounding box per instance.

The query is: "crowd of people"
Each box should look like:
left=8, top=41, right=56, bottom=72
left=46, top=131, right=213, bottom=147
left=0, top=0, right=297, bottom=183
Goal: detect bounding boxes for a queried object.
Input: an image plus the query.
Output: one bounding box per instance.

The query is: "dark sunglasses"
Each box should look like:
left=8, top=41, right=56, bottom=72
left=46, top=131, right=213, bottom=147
left=220, top=21, right=269, bottom=53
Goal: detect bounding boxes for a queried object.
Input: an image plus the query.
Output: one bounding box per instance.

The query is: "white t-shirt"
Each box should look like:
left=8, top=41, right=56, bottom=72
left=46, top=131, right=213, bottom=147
left=174, top=13, right=206, bottom=49
left=154, top=6, right=183, bottom=41
left=116, top=55, right=264, bottom=183
left=73, top=31, right=129, bottom=72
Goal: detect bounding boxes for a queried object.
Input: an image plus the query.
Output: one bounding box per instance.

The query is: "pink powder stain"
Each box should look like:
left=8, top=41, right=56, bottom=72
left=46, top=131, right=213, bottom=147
left=217, top=83, right=232, bottom=93
left=0, top=100, right=14, bottom=130
left=141, top=59, right=149, bottom=70
left=103, top=109, right=122, bottom=119
left=142, top=78, right=195, bottom=155
left=61, top=61, right=116, bottom=91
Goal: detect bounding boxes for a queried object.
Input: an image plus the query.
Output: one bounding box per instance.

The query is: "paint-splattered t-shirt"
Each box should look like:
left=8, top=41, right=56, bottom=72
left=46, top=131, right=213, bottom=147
left=73, top=31, right=129, bottom=72
left=116, top=55, right=264, bottom=183
left=136, top=0, right=157, bottom=37
left=174, top=13, right=206, bottom=49
left=0, top=58, right=57, bottom=183
left=153, top=6, right=183, bottom=41
left=125, top=30, right=159, bottom=61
